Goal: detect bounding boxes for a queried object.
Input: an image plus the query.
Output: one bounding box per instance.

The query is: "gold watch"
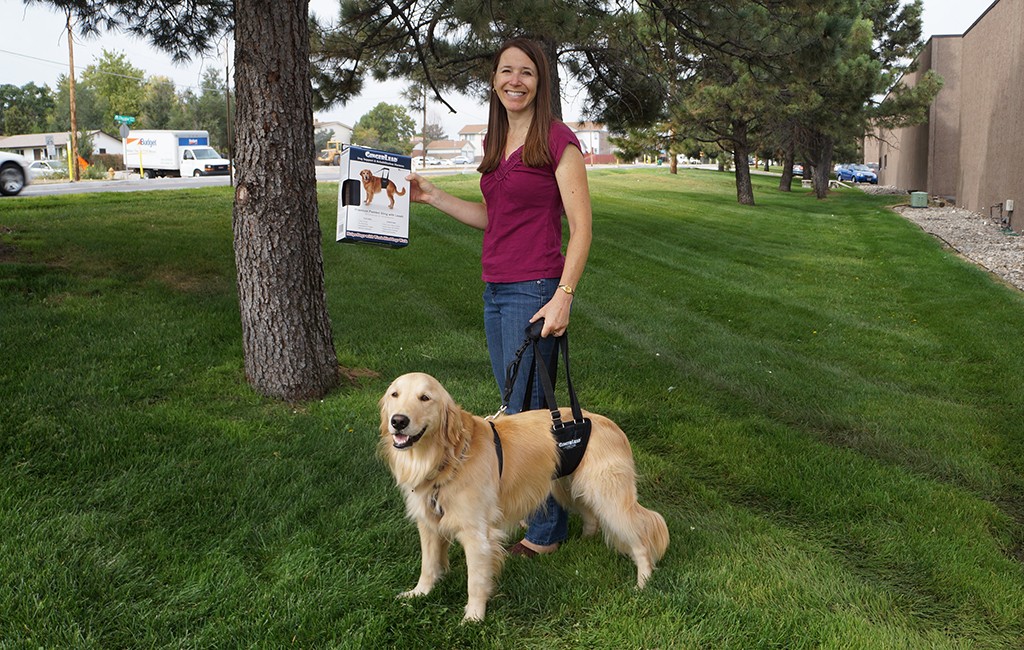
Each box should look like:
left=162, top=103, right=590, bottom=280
left=558, top=284, right=575, bottom=296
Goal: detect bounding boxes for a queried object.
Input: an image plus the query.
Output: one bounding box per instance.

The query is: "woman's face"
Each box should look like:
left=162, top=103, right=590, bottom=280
left=493, top=47, right=539, bottom=117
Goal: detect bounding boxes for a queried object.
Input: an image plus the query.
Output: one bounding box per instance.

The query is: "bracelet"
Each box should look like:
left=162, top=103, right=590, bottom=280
left=558, top=284, right=575, bottom=296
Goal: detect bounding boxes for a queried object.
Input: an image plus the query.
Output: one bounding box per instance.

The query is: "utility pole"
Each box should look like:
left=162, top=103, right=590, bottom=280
left=224, top=37, right=233, bottom=185
left=66, top=10, right=80, bottom=182
left=421, top=84, right=427, bottom=168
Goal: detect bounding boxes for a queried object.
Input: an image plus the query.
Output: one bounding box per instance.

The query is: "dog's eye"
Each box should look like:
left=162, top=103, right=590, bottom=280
left=391, top=391, right=399, bottom=398
left=419, top=394, right=431, bottom=402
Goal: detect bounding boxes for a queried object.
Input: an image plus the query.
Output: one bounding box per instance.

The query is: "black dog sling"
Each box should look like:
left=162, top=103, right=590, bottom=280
left=488, top=318, right=592, bottom=478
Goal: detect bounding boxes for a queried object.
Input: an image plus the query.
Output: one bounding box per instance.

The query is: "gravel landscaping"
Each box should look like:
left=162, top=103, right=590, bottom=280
left=884, top=192, right=1024, bottom=292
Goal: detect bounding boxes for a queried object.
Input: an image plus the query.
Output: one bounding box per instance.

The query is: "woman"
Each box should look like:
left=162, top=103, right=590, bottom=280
left=406, top=38, right=592, bottom=557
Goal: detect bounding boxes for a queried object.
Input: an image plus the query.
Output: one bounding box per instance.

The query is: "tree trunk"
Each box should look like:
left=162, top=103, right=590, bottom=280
left=811, top=135, right=833, bottom=200
left=538, top=37, right=563, bottom=121
left=778, top=146, right=794, bottom=192
left=232, top=0, right=339, bottom=401
left=732, top=121, right=755, bottom=205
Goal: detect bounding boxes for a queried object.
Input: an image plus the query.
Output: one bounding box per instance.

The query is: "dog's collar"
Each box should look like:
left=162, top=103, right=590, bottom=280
left=421, top=438, right=472, bottom=519
left=424, top=438, right=471, bottom=483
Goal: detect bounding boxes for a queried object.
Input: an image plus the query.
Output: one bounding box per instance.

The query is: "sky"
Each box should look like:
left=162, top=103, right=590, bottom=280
left=0, top=0, right=990, bottom=137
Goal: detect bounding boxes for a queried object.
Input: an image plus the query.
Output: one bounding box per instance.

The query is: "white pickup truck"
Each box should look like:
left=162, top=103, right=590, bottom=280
left=123, top=130, right=231, bottom=178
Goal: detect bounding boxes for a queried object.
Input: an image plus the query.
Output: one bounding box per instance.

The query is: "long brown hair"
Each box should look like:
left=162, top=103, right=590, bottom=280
left=477, top=38, right=556, bottom=174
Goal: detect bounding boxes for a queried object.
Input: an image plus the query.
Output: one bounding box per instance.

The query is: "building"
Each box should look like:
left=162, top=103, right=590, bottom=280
left=567, top=121, right=616, bottom=160
left=872, top=0, right=1022, bottom=231
left=452, top=121, right=617, bottom=163
left=419, top=139, right=475, bottom=162
left=0, top=130, right=123, bottom=160
left=458, top=124, right=487, bottom=156
left=314, top=120, right=353, bottom=145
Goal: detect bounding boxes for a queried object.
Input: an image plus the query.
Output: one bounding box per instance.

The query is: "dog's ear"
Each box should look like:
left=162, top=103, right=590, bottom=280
left=439, top=394, right=466, bottom=451
left=378, top=388, right=392, bottom=439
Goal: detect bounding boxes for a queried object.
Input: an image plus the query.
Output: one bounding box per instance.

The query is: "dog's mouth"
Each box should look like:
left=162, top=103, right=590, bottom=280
left=392, top=426, right=427, bottom=450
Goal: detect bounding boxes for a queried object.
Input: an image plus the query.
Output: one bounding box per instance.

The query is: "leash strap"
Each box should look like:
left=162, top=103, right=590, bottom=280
left=488, top=421, right=504, bottom=478
left=530, top=333, right=584, bottom=427
left=498, top=336, right=533, bottom=414
left=495, top=318, right=591, bottom=478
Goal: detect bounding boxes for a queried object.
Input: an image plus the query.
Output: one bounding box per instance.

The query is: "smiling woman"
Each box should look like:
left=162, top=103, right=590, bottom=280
left=402, top=38, right=594, bottom=560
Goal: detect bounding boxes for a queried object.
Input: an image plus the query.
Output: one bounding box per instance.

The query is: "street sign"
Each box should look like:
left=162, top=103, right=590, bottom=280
left=114, top=115, right=136, bottom=125
left=119, top=124, right=130, bottom=138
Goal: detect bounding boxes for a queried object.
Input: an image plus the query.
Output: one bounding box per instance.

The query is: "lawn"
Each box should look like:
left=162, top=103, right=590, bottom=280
left=2, top=169, right=1023, bottom=648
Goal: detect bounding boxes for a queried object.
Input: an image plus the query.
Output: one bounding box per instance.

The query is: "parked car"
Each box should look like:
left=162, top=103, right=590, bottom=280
left=0, top=152, right=31, bottom=196
left=28, top=160, right=67, bottom=179
left=793, top=163, right=804, bottom=175
left=420, top=156, right=442, bottom=166
left=836, top=163, right=878, bottom=184
left=451, top=154, right=472, bottom=165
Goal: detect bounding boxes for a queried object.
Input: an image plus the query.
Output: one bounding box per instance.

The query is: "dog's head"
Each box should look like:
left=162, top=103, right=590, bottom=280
left=379, top=372, right=463, bottom=452
left=359, top=169, right=373, bottom=183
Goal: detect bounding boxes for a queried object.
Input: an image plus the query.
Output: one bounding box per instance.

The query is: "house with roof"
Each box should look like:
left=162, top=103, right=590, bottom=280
left=871, top=0, right=1023, bottom=231
left=567, top=121, right=618, bottom=164
left=413, top=139, right=476, bottom=162
left=451, top=121, right=618, bottom=164
left=313, top=120, right=353, bottom=144
left=0, top=130, right=123, bottom=161
left=458, top=124, right=488, bottom=156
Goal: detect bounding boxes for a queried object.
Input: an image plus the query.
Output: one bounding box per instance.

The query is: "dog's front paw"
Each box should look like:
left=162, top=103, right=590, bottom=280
left=462, top=603, right=486, bottom=623
left=398, top=587, right=429, bottom=599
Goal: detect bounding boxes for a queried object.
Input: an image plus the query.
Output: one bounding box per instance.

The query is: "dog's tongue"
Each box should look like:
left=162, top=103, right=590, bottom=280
left=393, top=433, right=409, bottom=446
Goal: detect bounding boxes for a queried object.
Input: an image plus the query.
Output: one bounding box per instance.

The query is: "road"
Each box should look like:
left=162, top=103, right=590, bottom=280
left=14, top=164, right=480, bottom=198
left=16, top=166, right=342, bottom=198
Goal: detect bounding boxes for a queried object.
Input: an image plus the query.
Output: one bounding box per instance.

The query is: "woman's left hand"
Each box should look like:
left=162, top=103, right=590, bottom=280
left=531, top=290, right=573, bottom=337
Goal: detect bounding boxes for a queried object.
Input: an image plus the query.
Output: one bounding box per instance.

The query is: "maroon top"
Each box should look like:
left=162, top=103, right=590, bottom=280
left=479, top=121, right=581, bottom=283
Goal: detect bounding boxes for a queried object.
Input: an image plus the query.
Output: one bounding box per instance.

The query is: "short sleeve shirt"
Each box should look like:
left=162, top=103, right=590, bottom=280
left=479, top=121, right=581, bottom=283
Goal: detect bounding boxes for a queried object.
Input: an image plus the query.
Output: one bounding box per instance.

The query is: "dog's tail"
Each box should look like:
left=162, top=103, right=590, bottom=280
left=394, top=185, right=407, bottom=196
left=637, top=505, right=670, bottom=564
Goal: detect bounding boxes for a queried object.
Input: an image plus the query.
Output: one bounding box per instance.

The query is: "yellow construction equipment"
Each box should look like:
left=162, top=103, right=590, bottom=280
left=317, top=140, right=345, bottom=165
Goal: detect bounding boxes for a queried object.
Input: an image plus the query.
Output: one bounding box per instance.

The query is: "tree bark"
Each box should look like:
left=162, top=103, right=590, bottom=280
left=732, top=120, right=755, bottom=205
left=810, top=135, right=834, bottom=200
left=537, top=36, right=563, bottom=122
left=778, top=145, right=794, bottom=192
left=232, top=0, right=339, bottom=401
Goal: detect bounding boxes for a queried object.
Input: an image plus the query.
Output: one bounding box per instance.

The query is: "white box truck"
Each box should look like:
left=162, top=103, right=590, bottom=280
left=123, top=130, right=231, bottom=178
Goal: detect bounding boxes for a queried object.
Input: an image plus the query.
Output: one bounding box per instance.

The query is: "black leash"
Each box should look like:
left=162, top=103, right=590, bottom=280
left=488, top=421, right=504, bottom=478
left=489, top=318, right=591, bottom=478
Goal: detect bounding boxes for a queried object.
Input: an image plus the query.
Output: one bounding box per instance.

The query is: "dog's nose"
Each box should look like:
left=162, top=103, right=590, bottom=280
left=391, top=414, right=410, bottom=431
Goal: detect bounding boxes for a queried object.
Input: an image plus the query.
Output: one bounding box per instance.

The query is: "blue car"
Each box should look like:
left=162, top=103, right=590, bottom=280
left=836, top=164, right=877, bottom=184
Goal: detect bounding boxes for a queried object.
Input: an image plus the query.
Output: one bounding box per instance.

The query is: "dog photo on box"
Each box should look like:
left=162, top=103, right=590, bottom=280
left=337, top=146, right=412, bottom=248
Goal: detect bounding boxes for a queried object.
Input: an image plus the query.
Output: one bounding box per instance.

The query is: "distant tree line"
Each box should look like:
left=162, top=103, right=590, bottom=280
left=0, top=50, right=232, bottom=154
left=320, top=0, right=941, bottom=203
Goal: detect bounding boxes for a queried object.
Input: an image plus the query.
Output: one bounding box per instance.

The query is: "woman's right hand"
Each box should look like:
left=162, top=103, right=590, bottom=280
left=405, top=172, right=489, bottom=230
left=406, top=172, right=436, bottom=205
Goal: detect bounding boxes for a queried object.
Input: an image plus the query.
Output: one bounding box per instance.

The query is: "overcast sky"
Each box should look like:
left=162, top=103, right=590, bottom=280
left=0, top=0, right=991, bottom=136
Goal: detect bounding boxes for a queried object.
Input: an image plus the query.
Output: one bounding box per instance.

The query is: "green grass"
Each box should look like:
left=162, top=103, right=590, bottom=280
left=2, top=169, right=1023, bottom=648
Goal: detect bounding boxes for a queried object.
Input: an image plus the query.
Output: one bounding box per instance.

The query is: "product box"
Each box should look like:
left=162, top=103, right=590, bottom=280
left=336, top=146, right=412, bottom=248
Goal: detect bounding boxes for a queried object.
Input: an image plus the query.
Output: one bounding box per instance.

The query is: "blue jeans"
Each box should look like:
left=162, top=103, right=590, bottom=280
left=484, top=279, right=568, bottom=547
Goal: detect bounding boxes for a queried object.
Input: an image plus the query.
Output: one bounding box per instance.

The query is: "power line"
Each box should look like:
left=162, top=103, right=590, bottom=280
left=0, top=47, right=223, bottom=92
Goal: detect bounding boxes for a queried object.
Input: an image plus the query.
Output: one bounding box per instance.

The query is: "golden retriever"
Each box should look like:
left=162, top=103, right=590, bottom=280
left=359, top=168, right=406, bottom=209
left=379, top=372, right=669, bottom=621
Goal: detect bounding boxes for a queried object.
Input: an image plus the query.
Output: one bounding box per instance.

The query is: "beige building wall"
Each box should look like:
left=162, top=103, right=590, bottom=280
left=875, top=37, right=961, bottom=199
left=957, top=0, right=1024, bottom=228
left=925, top=37, right=962, bottom=200
left=873, top=0, right=1023, bottom=231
